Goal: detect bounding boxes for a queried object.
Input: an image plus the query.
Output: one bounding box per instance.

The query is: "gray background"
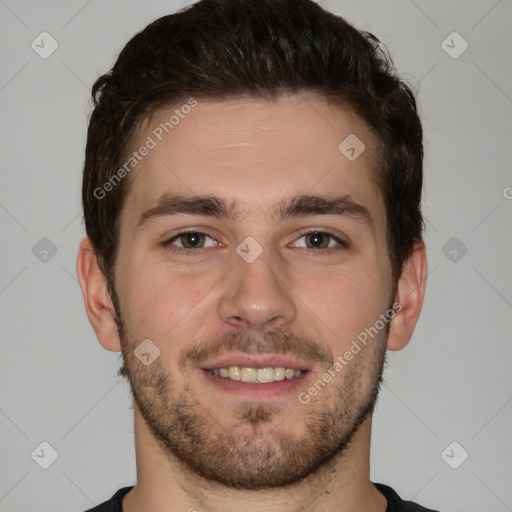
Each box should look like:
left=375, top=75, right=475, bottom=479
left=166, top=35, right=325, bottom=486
left=1, top=0, right=511, bottom=510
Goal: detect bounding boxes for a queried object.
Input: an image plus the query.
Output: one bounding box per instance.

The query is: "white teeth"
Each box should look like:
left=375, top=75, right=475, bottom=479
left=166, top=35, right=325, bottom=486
left=241, top=367, right=257, bottom=383
left=257, top=367, right=274, bottom=383
left=228, top=366, right=241, bottom=381
left=208, top=366, right=305, bottom=383
left=273, top=367, right=286, bottom=381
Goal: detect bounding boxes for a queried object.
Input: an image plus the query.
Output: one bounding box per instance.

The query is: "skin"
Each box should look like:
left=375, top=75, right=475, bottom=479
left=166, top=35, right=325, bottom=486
left=77, top=92, right=427, bottom=512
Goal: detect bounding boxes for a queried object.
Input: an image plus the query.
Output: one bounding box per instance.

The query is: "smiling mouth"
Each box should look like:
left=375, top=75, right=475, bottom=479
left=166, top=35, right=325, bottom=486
left=205, top=366, right=307, bottom=384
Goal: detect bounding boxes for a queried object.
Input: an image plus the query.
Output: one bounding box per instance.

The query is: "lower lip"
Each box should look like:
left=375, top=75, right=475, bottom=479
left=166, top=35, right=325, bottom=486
left=200, top=369, right=309, bottom=401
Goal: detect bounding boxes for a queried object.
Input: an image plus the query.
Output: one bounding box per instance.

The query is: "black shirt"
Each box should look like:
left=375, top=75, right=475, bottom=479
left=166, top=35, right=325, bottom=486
left=84, top=483, right=441, bottom=511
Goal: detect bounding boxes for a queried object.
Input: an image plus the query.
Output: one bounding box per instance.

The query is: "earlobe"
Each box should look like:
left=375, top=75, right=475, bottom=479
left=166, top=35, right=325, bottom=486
left=386, top=240, right=428, bottom=351
left=76, top=237, right=122, bottom=352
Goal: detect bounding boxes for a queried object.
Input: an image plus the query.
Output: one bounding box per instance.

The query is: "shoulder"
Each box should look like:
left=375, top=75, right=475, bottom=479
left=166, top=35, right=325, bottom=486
left=83, top=486, right=134, bottom=512
left=373, top=483, right=442, bottom=512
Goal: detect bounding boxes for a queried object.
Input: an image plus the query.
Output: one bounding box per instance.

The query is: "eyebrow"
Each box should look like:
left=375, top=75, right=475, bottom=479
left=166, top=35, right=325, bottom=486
left=136, top=193, right=374, bottom=230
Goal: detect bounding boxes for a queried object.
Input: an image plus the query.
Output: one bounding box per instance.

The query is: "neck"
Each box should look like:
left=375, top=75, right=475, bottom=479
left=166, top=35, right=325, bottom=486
left=123, top=406, right=387, bottom=512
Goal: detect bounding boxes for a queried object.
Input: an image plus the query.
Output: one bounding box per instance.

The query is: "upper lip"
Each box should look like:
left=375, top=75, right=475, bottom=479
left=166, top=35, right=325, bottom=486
left=199, top=354, right=310, bottom=371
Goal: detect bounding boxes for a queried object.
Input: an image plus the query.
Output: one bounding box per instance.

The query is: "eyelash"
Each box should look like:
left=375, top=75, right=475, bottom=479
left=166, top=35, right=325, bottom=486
left=162, top=229, right=347, bottom=256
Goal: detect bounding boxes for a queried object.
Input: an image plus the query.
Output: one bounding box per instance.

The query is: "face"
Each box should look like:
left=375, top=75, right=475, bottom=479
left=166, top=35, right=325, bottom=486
left=112, top=93, right=394, bottom=489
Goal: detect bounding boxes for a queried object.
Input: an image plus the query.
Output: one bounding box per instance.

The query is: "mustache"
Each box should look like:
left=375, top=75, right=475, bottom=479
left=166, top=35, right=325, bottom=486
left=179, top=328, right=334, bottom=371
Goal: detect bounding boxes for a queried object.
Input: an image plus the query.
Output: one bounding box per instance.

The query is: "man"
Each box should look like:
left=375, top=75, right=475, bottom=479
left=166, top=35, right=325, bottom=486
left=77, top=0, right=439, bottom=510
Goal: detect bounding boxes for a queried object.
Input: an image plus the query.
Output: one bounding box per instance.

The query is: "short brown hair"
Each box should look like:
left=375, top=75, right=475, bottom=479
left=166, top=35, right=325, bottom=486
left=82, top=0, right=423, bottom=295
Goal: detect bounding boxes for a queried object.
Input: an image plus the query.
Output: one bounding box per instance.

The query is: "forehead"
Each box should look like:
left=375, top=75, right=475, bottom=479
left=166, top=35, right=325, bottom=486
left=121, top=93, right=383, bottom=226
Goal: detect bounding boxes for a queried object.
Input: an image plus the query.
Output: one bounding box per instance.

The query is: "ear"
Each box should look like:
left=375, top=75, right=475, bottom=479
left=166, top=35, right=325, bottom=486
left=76, top=237, right=122, bottom=352
left=386, top=240, right=427, bottom=351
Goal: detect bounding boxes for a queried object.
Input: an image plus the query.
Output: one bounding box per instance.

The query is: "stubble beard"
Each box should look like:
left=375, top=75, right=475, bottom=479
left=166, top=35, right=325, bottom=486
left=116, top=320, right=387, bottom=490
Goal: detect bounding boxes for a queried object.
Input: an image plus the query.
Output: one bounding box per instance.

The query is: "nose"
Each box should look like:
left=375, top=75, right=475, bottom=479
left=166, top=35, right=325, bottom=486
left=218, top=249, right=297, bottom=331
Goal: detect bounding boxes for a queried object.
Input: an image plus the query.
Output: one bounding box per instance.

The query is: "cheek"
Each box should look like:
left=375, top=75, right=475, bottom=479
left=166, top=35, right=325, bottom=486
left=301, top=264, right=390, bottom=352
left=116, top=252, right=236, bottom=360
left=116, top=257, right=201, bottom=340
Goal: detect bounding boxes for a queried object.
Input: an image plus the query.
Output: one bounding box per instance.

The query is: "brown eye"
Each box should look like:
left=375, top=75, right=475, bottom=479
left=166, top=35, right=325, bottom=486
left=304, top=232, right=331, bottom=249
left=166, top=231, right=218, bottom=251
left=178, top=232, right=207, bottom=249
left=293, top=231, right=344, bottom=250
